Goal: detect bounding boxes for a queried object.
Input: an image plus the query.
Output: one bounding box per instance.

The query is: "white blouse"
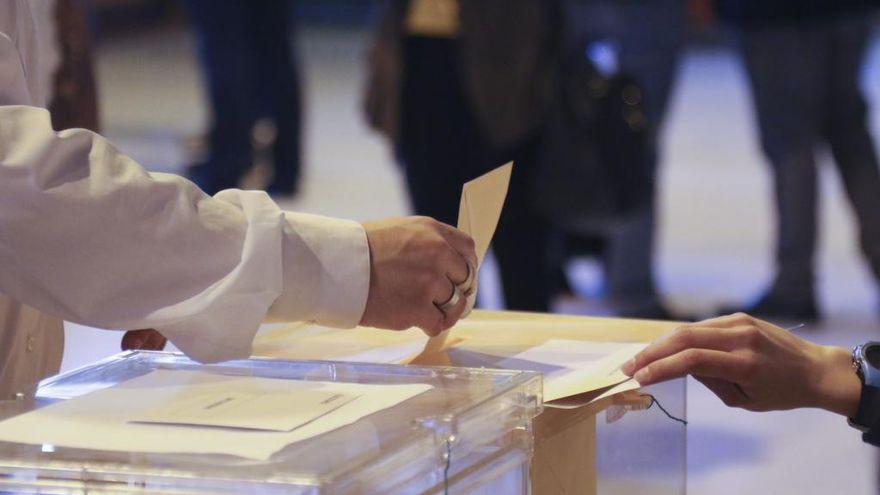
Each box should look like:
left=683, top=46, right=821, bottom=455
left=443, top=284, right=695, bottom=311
left=0, top=0, right=370, bottom=398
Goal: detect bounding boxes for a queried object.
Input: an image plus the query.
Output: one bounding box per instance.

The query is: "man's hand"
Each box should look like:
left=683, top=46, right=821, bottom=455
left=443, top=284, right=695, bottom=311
left=121, top=329, right=168, bottom=351
left=360, top=216, right=477, bottom=337
left=621, top=313, right=860, bottom=417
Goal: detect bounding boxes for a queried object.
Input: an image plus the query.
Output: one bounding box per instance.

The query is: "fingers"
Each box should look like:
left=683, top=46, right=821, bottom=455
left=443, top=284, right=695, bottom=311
left=442, top=249, right=471, bottom=289
left=144, top=330, right=168, bottom=350
left=418, top=275, right=470, bottom=337
left=420, top=286, right=469, bottom=337
left=359, top=216, right=477, bottom=334
left=632, top=348, right=751, bottom=386
left=121, top=329, right=167, bottom=351
left=440, top=284, right=469, bottom=328
left=416, top=280, right=458, bottom=337
left=622, top=325, right=759, bottom=376
left=431, top=219, right=478, bottom=267
left=687, top=312, right=762, bottom=330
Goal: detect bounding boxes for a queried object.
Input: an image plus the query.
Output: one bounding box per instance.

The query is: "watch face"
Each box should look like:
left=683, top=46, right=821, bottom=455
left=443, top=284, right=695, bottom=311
left=866, top=343, right=880, bottom=369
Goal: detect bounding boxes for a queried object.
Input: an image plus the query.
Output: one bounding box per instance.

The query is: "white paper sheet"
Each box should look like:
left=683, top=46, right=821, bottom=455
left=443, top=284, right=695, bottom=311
left=130, top=379, right=357, bottom=432
left=494, top=339, right=647, bottom=402
left=0, top=370, right=431, bottom=460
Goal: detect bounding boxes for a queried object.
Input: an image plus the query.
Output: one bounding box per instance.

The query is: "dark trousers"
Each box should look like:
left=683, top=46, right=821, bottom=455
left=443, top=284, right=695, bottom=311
left=740, top=16, right=880, bottom=301
left=187, top=0, right=301, bottom=195
left=569, top=0, right=686, bottom=311
left=398, top=37, right=552, bottom=312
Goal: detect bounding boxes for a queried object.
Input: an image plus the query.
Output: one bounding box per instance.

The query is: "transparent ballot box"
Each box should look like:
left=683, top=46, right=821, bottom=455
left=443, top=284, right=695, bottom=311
left=0, top=351, right=542, bottom=494
left=596, top=379, right=687, bottom=495
left=528, top=379, right=687, bottom=495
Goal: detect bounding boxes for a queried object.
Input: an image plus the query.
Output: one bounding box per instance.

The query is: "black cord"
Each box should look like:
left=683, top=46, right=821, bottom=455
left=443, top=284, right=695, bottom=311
left=643, top=394, right=688, bottom=426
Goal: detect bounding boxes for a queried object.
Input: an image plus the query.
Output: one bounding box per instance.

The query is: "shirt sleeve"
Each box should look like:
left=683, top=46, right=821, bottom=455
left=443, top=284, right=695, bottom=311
left=0, top=38, right=370, bottom=364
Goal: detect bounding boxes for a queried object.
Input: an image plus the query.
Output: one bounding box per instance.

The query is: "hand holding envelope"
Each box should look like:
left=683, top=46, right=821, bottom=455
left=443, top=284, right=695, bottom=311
left=425, top=163, right=512, bottom=351
left=360, top=217, right=477, bottom=336
left=361, top=163, right=510, bottom=339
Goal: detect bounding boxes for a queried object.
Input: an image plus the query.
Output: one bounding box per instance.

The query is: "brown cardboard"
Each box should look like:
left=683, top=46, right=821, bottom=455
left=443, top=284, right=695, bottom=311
left=532, top=408, right=598, bottom=495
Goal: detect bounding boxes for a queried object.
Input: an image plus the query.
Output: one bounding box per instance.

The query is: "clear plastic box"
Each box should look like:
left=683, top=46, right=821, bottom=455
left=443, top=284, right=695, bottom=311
left=0, top=351, right=543, bottom=494
left=596, top=379, right=687, bottom=494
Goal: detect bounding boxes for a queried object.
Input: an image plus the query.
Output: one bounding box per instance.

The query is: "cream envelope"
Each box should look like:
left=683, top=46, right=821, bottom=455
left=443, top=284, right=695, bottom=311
left=490, top=339, right=647, bottom=403
left=457, top=162, right=512, bottom=267
left=425, top=162, right=512, bottom=354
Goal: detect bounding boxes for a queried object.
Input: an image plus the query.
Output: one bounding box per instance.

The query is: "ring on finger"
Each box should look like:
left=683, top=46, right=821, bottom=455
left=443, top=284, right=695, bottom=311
left=456, top=259, right=476, bottom=296
left=435, top=280, right=462, bottom=312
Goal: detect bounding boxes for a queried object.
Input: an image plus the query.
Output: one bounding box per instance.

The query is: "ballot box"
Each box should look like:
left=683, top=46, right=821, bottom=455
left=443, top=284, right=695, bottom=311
left=595, top=379, right=686, bottom=494
left=251, top=310, right=689, bottom=494
left=0, top=351, right=542, bottom=494
left=531, top=379, right=687, bottom=495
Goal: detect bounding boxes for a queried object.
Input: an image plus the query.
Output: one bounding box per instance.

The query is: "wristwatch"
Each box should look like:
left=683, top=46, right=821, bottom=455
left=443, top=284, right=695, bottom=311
left=848, top=342, right=880, bottom=446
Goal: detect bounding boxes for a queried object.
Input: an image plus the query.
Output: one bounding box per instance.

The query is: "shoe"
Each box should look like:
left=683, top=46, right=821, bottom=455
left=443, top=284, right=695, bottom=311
left=717, top=292, right=820, bottom=324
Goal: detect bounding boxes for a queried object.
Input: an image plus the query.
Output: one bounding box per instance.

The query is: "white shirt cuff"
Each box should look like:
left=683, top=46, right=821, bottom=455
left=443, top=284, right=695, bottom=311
left=267, top=212, right=370, bottom=328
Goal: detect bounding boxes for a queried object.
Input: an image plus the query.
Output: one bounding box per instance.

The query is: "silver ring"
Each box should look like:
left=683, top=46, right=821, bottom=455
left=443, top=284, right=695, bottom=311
left=457, top=259, right=476, bottom=296
left=435, top=282, right=462, bottom=312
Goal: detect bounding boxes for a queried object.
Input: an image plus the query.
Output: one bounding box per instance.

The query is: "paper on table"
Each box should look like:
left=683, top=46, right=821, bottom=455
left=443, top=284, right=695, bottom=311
left=425, top=162, right=512, bottom=354
left=0, top=369, right=431, bottom=460
left=492, top=339, right=647, bottom=403
left=338, top=340, right=427, bottom=364
left=131, top=383, right=357, bottom=432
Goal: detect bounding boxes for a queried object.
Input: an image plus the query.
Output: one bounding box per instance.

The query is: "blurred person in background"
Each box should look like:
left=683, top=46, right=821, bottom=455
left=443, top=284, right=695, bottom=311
left=48, top=0, right=167, bottom=354
left=48, top=0, right=99, bottom=134
left=716, top=0, right=880, bottom=322
left=184, top=0, right=302, bottom=197
left=364, top=0, right=560, bottom=311
left=562, top=0, right=688, bottom=319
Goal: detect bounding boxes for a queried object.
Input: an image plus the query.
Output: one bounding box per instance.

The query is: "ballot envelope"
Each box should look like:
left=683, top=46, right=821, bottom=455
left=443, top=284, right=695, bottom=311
left=0, top=351, right=541, bottom=494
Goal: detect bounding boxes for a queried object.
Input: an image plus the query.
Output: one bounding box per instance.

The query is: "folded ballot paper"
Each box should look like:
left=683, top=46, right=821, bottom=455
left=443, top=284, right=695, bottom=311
left=0, top=369, right=430, bottom=460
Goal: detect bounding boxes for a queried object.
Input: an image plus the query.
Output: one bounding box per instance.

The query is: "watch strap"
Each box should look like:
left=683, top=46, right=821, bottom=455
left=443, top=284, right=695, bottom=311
left=850, top=342, right=880, bottom=441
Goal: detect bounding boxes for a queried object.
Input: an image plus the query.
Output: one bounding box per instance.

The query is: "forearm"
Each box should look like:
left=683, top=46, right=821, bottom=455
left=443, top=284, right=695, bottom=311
left=0, top=105, right=370, bottom=362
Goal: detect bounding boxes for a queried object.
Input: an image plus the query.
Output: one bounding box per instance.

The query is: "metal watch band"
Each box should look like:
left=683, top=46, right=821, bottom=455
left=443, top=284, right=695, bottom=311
left=849, top=343, right=880, bottom=443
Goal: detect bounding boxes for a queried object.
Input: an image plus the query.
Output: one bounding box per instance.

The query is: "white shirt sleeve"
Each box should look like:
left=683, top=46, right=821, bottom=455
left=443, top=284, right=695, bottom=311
left=0, top=33, right=370, bottom=364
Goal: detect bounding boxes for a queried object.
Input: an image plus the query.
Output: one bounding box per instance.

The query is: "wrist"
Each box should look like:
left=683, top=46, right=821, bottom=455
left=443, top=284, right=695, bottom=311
left=813, top=346, right=861, bottom=418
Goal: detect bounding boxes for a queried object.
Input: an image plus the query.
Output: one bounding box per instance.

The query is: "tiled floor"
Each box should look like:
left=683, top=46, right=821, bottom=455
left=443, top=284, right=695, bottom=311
left=61, top=27, right=880, bottom=493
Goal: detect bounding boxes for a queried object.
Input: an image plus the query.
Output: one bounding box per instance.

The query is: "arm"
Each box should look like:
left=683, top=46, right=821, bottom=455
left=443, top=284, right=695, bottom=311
left=621, top=313, right=861, bottom=417
left=0, top=104, right=370, bottom=362
left=1, top=34, right=475, bottom=363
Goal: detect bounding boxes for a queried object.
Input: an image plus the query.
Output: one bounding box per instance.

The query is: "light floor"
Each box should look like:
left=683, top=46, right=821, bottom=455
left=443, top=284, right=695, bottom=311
left=60, top=27, right=880, bottom=493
